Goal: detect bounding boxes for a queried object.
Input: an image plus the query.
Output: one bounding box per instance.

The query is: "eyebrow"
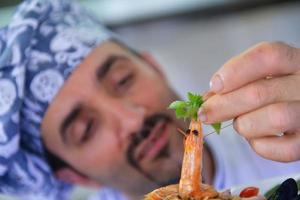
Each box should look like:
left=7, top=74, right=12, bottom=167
left=60, top=105, right=82, bottom=144
left=96, top=55, right=127, bottom=81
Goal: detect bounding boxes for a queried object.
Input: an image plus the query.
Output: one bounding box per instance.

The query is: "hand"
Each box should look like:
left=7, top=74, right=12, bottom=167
left=198, top=42, right=300, bottom=162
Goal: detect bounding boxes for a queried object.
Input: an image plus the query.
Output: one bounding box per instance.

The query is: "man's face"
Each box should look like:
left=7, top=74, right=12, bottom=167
left=41, top=41, right=186, bottom=195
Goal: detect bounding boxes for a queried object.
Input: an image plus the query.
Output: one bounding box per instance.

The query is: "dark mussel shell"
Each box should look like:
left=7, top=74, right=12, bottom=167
left=291, top=194, right=300, bottom=200
left=268, top=178, right=298, bottom=200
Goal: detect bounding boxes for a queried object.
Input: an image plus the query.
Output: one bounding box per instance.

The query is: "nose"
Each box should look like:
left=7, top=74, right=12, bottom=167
left=109, top=99, right=146, bottom=140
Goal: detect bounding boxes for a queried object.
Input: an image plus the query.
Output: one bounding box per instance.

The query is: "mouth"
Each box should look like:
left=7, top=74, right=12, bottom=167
left=134, top=120, right=171, bottom=163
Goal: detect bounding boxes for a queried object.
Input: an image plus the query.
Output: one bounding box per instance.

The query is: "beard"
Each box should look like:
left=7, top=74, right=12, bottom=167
left=126, top=113, right=182, bottom=187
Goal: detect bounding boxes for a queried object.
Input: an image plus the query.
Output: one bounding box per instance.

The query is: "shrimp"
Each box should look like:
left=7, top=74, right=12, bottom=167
left=179, top=119, right=217, bottom=199
left=145, top=119, right=218, bottom=200
left=179, top=119, right=202, bottom=197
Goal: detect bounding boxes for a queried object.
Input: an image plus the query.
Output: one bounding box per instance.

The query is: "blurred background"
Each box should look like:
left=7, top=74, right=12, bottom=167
left=1, top=0, right=300, bottom=97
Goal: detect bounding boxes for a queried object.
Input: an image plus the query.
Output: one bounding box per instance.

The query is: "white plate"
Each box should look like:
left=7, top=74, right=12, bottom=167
left=231, top=173, right=300, bottom=196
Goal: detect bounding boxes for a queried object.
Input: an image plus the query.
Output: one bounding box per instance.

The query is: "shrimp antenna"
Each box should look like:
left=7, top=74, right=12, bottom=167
left=177, top=128, right=187, bottom=137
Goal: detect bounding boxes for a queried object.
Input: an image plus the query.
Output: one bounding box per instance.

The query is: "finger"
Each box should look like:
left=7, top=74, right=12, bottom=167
left=210, top=42, right=300, bottom=94
left=249, top=133, right=300, bottom=162
left=233, top=101, right=300, bottom=139
left=203, top=91, right=215, bottom=101
left=199, top=74, right=300, bottom=123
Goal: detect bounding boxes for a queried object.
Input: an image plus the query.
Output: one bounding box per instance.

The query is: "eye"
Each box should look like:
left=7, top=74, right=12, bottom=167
left=118, top=73, right=133, bottom=87
left=115, top=72, right=134, bottom=93
left=80, top=119, right=94, bottom=143
left=76, top=113, right=97, bottom=145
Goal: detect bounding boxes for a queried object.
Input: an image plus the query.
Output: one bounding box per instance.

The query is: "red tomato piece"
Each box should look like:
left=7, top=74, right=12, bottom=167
left=239, top=187, right=259, bottom=198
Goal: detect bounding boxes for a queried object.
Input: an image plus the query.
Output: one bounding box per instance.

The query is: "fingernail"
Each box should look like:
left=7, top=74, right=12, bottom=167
left=210, top=74, right=223, bottom=93
left=198, top=107, right=207, bottom=122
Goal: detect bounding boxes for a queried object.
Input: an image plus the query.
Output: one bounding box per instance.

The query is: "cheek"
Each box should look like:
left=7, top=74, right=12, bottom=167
left=134, top=74, right=170, bottom=109
left=68, top=132, right=124, bottom=177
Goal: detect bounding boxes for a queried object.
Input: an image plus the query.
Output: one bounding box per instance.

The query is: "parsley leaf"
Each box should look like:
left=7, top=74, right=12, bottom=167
left=168, top=92, right=222, bottom=134
left=212, top=122, right=221, bottom=134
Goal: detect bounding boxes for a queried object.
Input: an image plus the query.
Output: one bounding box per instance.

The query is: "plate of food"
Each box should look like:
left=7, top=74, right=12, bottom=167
left=144, top=92, right=300, bottom=200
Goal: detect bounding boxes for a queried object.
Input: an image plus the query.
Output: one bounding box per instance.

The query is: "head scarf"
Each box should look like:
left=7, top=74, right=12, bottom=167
left=0, top=0, right=115, bottom=198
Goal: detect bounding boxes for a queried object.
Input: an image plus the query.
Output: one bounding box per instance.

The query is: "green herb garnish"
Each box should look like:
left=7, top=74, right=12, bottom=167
left=168, top=92, right=222, bottom=134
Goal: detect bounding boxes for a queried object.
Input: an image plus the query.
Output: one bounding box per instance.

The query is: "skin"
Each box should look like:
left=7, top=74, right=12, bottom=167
left=199, top=42, right=300, bottom=162
left=41, top=41, right=215, bottom=199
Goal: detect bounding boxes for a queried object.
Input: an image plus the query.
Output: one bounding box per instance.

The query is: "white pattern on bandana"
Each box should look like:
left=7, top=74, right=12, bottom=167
left=30, top=69, right=64, bottom=103
left=0, top=79, right=16, bottom=116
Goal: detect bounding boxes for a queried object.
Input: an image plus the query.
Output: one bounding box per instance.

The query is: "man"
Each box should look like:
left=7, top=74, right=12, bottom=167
left=0, top=0, right=194, bottom=199
left=1, top=0, right=300, bottom=200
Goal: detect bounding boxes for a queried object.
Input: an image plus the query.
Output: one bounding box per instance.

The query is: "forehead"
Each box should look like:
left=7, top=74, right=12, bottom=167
left=70, top=41, right=134, bottom=81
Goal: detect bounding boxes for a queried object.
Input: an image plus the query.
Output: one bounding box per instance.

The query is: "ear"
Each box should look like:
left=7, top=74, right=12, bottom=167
left=56, top=168, right=101, bottom=188
left=140, top=52, right=165, bottom=77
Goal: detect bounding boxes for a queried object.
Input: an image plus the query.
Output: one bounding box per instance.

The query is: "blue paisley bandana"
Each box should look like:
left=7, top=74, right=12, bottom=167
left=0, top=0, right=115, bottom=198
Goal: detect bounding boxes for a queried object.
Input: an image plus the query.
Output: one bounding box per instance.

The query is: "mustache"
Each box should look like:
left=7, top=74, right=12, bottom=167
left=132, top=113, right=172, bottom=145
left=126, top=113, right=172, bottom=185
